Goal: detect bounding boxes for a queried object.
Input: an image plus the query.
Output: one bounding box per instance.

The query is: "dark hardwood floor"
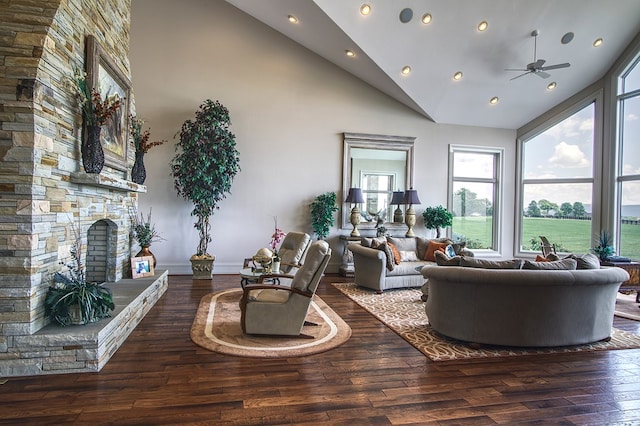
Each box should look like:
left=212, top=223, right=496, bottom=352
left=3, top=274, right=640, bottom=425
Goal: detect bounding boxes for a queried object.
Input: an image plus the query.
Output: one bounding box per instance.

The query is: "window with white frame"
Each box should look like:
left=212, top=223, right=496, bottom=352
left=448, top=145, right=503, bottom=250
left=518, top=102, right=596, bottom=255
left=616, top=55, right=640, bottom=260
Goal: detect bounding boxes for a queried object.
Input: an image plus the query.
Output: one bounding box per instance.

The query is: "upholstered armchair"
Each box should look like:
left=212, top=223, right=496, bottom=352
left=277, top=231, right=311, bottom=273
left=240, top=240, right=331, bottom=337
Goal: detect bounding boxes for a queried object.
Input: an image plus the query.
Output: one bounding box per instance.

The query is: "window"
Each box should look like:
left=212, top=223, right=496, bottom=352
left=616, top=55, right=640, bottom=260
left=517, top=102, right=596, bottom=255
left=361, top=172, right=395, bottom=220
left=448, top=146, right=503, bottom=251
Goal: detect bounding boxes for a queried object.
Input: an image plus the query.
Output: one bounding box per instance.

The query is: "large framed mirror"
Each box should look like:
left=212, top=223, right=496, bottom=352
left=342, top=132, right=415, bottom=232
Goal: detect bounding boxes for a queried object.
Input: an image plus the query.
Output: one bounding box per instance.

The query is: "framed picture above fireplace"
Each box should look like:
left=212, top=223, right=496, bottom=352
left=86, top=35, right=131, bottom=172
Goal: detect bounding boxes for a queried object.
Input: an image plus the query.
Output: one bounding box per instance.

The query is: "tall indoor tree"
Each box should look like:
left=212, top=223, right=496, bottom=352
left=171, top=99, right=240, bottom=278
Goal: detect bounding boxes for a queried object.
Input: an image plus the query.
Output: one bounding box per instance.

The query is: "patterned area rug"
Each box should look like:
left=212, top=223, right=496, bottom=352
left=332, top=283, right=640, bottom=362
left=191, top=289, right=351, bottom=358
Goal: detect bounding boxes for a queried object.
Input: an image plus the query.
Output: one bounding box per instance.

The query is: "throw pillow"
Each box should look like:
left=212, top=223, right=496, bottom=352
left=425, top=241, right=449, bottom=262
left=535, top=255, right=550, bottom=262
left=373, top=241, right=395, bottom=271
left=522, top=258, right=577, bottom=270
left=445, top=244, right=456, bottom=258
left=387, top=242, right=401, bottom=265
left=451, top=241, right=467, bottom=255
left=459, top=257, right=524, bottom=269
left=434, top=250, right=461, bottom=266
left=565, top=253, right=600, bottom=269
left=400, top=250, right=419, bottom=262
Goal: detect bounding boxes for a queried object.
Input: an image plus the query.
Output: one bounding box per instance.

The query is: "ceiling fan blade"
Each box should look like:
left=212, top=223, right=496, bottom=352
left=505, top=68, right=528, bottom=72
left=541, top=62, right=571, bottom=71
left=535, top=71, right=551, bottom=79
left=510, top=72, right=530, bottom=81
left=533, top=59, right=546, bottom=68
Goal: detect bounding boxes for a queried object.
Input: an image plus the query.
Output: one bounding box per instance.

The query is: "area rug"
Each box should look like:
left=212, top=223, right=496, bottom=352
left=615, top=291, right=640, bottom=321
left=191, top=289, right=351, bottom=357
left=332, top=283, right=640, bottom=362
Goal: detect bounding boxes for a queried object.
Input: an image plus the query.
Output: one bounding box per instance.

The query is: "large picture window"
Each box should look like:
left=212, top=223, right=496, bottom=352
left=616, top=56, right=640, bottom=260
left=518, top=102, right=596, bottom=255
left=449, top=146, right=503, bottom=251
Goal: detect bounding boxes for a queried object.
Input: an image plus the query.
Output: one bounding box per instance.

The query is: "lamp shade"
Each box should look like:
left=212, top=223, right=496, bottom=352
left=403, top=188, right=421, bottom=205
left=391, top=190, right=405, bottom=205
left=345, top=187, right=364, bottom=204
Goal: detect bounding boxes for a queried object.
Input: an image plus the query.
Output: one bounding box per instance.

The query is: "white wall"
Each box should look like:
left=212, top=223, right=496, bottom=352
left=130, top=0, right=516, bottom=274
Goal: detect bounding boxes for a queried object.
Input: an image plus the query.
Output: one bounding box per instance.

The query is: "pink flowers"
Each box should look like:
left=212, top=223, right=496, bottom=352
left=269, top=217, right=286, bottom=257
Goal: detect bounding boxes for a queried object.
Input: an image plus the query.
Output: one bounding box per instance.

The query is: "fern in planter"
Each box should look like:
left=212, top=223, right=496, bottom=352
left=310, top=192, right=339, bottom=240
left=45, top=222, right=114, bottom=326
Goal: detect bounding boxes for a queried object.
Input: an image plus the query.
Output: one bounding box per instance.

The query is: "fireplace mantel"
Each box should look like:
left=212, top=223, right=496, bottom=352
left=70, top=172, right=147, bottom=193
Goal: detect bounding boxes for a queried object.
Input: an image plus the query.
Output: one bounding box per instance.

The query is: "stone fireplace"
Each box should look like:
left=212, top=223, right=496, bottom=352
left=0, top=0, right=168, bottom=377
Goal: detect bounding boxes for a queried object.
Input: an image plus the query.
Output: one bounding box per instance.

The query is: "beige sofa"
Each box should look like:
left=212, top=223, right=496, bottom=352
left=349, top=236, right=473, bottom=293
left=421, top=265, right=630, bottom=347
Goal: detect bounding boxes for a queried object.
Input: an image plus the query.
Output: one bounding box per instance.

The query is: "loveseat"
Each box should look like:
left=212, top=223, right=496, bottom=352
left=349, top=236, right=473, bottom=293
left=421, top=260, right=630, bottom=347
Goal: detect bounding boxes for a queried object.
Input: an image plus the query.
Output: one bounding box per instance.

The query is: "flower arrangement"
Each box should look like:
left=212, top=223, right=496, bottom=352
left=45, top=220, right=114, bottom=326
left=129, top=206, right=164, bottom=248
left=70, top=69, right=121, bottom=126
left=269, top=216, right=286, bottom=261
left=129, top=115, right=166, bottom=154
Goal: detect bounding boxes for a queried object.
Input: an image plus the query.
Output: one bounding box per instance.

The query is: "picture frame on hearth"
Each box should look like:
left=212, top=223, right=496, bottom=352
left=131, top=256, right=154, bottom=279
left=86, top=34, right=131, bottom=172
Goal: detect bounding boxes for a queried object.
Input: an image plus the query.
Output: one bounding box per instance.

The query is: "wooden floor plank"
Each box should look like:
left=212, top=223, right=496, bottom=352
left=1, top=273, right=640, bottom=425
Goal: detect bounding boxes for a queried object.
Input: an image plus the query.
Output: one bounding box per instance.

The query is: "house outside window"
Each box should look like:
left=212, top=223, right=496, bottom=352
left=616, top=55, right=640, bottom=260
left=448, top=145, right=503, bottom=251
left=517, top=101, right=596, bottom=255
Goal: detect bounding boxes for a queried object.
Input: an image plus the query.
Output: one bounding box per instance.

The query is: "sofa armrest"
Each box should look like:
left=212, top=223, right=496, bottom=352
left=460, top=248, right=474, bottom=257
left=349, top=244, right=387, bottom=293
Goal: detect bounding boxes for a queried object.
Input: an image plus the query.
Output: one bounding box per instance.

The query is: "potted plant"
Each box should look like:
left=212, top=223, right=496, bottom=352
left=592, top=230, right=615, bottom=261
left=129, top=206, right=164, bottom=267
left=422, top=205, right=453, bottom=238
left=170, top=99, right=240, bottom=279
left=310, top=192, right=339, bottom=240
left=45, top=221, right=114, bottom=326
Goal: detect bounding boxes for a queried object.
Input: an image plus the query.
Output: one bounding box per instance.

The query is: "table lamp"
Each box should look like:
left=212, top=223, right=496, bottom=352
left=345, top=187, right=365, bottom=237
left=391, top=190, right=405, bottom=223
left=403, top=187, right=421, bottom=237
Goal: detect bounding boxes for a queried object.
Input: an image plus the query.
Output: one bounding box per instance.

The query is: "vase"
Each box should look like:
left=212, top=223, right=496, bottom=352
left=82, top=124, right=104, bottom=174
left=272, top=260, right=280, bottom=274
left=136, top=246, right=157, bottom=268
left=131, top=151, right=146, bottom=185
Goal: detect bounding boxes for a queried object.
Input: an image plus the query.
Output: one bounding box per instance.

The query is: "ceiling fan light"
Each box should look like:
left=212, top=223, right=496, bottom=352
left=421, top=13, right=432, bottom=24
left=453, top=71, right=463, bottom=80
left=401, top=66, right=412, bottom=75
left=547, top=82, right=557, bottom=90
left=593, top=38, right=603, bottom=47
left=287, top=15, right=298, bottom=24
left=478, top=21, right=488, bottom=31
left=489, top=96, right=499, bottom=105
left=360, top=4, right=371, bottom=15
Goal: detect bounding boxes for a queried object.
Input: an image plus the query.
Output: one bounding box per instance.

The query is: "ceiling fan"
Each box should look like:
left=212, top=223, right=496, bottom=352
left=506, top=30, right=570, bottom=80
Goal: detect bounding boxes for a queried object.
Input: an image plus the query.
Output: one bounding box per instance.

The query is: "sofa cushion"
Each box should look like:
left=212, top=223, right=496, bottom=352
left=386, top=261, right=431, bottom=276
left=361, top=236, right=387, bottom=248
left=425, top=241, right=449, bottom=262
left=434, top=250, right=461, bottom=266
left=522, top=258, right=578, bottom=270
left=451, top=241, right=467, bottom=255
left=387, top=237, right=417, bottom=253
left=416, top=237, right=452, bottom=261
left=565, top=253, right=600, bottom=269
left=459, top=257, right=524, bottom=269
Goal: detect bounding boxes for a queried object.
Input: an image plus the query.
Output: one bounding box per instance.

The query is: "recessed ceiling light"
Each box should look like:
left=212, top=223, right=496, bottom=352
left=401, top=66, right=412, bottom=75
left=421, top=13, right=432, bottom=24
left=561, top=32, right=574, bottom=44
left=593, top=38, right=603, bottom=47
left=360, top=4, right=371, bottom=15
left=345, top=50, right=355, bottom=57
left=547, top=82, right=557, bottom=90
left=287, top=15, right=298, bottom=24
left=489, top=96, right=499, bottom=105
left=478, top=21, right=488, bottom=31
left=453, top=71, right=463, bottom=80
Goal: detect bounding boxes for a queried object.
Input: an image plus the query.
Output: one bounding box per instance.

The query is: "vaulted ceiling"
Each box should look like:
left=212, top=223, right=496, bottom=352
left=226, top=0, right=640, bottom=130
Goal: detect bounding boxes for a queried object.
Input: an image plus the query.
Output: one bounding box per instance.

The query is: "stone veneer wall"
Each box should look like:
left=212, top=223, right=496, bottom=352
left=0, top=0, right=143, bottom=372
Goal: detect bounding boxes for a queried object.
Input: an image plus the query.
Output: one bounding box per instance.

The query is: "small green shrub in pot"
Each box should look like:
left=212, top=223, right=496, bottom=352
left=422, top=205, right=453, bottom=238
left=310, top=192, right=339, bottom=240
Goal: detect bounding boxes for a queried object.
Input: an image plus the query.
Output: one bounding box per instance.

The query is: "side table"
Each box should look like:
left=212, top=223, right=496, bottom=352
left=601, top=261, right=640, bottom=301
left=339, top=235, right=361, bottom=277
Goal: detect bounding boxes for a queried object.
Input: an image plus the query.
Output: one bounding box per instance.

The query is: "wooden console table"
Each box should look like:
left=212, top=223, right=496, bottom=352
left=601, top=261, right=640, bottom=301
